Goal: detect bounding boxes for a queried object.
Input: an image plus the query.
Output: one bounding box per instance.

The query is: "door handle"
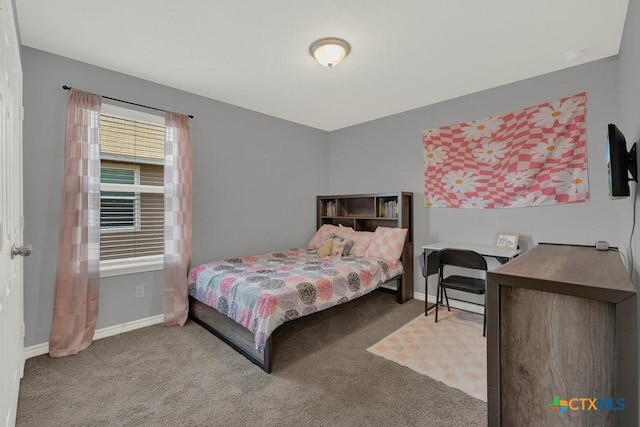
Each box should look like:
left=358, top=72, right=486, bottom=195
left=11, top=244, right=32, bottom=259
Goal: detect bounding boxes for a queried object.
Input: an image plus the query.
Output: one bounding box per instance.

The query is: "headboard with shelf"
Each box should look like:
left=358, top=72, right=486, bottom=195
left=316, top=192, right=414, bottom=302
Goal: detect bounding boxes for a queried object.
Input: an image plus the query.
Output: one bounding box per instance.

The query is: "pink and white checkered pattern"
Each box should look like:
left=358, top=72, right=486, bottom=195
left=367, top=309, right=487, bottom=401
left=365, top=227, right=407, bottom=261
left=423, top=93, right=589, bottom=209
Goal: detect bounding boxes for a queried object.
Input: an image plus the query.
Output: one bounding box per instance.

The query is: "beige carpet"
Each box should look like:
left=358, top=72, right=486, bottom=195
left=367, top=308, right=487, bottom=401
left=17, top=291, right=487, bottom=427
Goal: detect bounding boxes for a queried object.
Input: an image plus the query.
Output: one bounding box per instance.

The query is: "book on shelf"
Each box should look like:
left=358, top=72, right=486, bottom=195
left=326, top=201, right=336, bottom=217
left=379, top=199, right=397, bottom=218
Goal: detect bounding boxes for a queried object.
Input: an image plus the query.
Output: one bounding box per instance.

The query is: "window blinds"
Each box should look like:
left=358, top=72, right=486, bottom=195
left=99, top=113, right=164, bottom=261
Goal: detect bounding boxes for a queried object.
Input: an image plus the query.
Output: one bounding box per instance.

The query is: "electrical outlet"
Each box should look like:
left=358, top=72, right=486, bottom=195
left=135, top=284, right=144, bottom=299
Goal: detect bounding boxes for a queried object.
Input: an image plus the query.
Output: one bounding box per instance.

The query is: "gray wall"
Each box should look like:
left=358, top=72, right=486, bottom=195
left=22, top=47, right=329, bottom=346
left=619, top=0, right=640, bottom=148
left=619, top=0, right=640, bottom=283
left=328, top=57, right=622, bottom=297
left=618, top=0, right=640, bottom=416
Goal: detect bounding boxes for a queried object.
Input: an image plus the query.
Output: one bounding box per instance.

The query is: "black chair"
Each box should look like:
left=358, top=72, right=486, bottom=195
left=436, top=248, right=488, bottom=336
left=419, top=249, right=440, bottom=315
left=419, top=250, right=428, bottom=314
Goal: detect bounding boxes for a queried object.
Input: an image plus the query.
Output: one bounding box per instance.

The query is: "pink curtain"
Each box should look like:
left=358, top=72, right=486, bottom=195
left=163, top=113, right=192, bottom=326
left=49, top=89, right=101, bottom=357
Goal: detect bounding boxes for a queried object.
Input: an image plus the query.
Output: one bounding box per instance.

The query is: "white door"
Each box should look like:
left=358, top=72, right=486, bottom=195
left=0, top=0, right=25, bottom=426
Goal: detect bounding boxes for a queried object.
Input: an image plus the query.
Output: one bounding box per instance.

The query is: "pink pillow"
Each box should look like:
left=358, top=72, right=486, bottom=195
left=365, top=227, right=408, bottom=262
left=308, top=224, right=340, bottom=249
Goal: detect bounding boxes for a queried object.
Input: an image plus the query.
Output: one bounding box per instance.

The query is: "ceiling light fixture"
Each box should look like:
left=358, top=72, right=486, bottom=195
left=309, top=37, right=351, bottom=68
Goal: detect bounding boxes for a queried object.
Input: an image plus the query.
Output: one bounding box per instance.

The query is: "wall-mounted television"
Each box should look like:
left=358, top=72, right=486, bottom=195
left=607, top=124, right=638, bottom=198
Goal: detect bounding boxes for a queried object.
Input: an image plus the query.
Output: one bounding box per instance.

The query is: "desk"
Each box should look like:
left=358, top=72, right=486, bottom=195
left=421, top=242, right=522, bottom=313
left=422, top=242, right=521, bottom=269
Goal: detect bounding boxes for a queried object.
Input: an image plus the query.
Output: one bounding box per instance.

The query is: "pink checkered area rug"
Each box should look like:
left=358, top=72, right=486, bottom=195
left=367, top=308, right=487, bottom=401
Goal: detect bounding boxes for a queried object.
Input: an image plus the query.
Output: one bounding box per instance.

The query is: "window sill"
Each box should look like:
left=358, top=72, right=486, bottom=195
left=100, top=255, right=164, bottom=278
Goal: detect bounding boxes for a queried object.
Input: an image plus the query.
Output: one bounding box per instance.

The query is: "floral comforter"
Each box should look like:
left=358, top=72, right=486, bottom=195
left=188, top=248, right=403, bottom=350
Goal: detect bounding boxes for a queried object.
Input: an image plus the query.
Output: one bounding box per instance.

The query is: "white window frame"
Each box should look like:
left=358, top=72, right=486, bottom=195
left=99, top=103, right=165, bottom=277
left=100, top=254, right=164, bottom=278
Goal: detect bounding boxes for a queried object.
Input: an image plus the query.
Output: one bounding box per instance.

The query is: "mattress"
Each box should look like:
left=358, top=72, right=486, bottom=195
left=188, top=248, right=403, bottom=350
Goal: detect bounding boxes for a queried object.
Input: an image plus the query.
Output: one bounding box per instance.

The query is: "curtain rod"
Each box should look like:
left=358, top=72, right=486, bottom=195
left=62, top=85, right=194, bottom=119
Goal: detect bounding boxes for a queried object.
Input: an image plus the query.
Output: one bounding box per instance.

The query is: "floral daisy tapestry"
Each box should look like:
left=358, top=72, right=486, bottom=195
left=422, top=92, right=588, bottom=209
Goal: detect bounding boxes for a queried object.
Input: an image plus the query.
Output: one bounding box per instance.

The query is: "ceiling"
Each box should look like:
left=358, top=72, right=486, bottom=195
left=16, top=0, right=629, bottom=131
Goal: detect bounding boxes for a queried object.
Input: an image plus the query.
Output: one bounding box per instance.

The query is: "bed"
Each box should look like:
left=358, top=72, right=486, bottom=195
left=188, top=192, right=414, bottom=372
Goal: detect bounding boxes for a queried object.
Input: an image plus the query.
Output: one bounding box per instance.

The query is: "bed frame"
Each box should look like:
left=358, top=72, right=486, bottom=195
left=189, top=296, right=274, bottom=371
left=189, top=192, right=414, bottom=372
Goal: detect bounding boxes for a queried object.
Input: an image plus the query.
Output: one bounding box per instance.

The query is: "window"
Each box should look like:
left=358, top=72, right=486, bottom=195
left=99, top=104, right=165, bottom=276
left=101, top=164, right=140, bottom=231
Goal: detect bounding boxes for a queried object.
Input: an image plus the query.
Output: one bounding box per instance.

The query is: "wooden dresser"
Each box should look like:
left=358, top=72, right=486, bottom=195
left=487, top=243, right=638, bottom=426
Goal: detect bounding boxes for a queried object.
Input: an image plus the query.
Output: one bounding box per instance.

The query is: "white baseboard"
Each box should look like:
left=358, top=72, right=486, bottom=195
left=23, top=342, right=49, bottom=360
left=413, top=291, right=426, bottom=301
left=23, top=314, right=164, bottom=360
